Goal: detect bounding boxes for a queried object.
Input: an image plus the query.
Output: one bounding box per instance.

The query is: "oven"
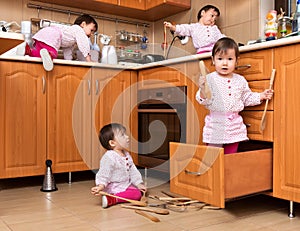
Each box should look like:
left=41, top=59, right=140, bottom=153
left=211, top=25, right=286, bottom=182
left=137, top=86, right=187, bottom=172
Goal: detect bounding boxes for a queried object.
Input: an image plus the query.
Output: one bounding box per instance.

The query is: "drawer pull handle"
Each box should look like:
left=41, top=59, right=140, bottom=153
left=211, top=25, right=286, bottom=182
left=185, top=169, right=202, bottom=176
left=235, top=64, right=251, bottom=70
left=245, top=123, right=251, bottom=127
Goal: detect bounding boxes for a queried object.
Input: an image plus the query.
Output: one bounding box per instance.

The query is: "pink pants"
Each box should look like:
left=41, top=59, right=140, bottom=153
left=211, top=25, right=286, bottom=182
left=114, top=186, right=142, bottom=203
left=207, top=142, right=239, bottom=154
left=26, top=40, right=58, bottom=59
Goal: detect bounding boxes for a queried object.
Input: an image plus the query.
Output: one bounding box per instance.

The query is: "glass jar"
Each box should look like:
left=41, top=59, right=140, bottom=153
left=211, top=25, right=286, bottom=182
left=278, top=17, right=292, bottom=38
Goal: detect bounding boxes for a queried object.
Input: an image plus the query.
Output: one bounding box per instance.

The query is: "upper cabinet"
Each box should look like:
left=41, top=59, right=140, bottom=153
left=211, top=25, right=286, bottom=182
left=33, top=0, right=191, bottom=21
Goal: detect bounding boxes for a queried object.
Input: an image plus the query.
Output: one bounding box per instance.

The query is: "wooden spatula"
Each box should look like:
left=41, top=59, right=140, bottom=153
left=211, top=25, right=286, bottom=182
left=199, top=60, right=211, bottom=99
left=260, top=69, right=276, bottom=132
left=98, top=191, right=147, bottom=207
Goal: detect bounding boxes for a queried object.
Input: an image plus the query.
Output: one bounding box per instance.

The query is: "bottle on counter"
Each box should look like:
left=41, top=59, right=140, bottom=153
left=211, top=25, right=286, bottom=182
left=292, top=0, right=300, bottom=33
left=264, top=10, right=278, bottom=41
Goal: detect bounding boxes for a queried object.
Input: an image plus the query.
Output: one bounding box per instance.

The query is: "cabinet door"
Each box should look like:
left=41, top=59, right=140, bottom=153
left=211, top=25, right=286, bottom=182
left=0, top=62, right=46, bottom=178
left=47, top=65, right=91, bottom=173
left=273, top=45, right=300, bottom=203
left=91, top=69, right=137, bottom=169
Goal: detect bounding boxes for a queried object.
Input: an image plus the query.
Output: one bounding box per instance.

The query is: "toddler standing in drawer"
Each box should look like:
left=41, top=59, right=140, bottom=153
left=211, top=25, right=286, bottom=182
left=91, top=123, right=146, bottom=208
left=196, top=37, right=273, bottom=154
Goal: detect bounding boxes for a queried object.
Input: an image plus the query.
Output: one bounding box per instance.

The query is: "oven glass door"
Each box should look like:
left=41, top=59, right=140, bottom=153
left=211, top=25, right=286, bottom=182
left=138, top=104, right=186, bottom=170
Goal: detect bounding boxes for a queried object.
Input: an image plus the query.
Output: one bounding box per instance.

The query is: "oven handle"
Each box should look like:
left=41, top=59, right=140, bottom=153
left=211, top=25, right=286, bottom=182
left=137, top=109, right=177, bottom=113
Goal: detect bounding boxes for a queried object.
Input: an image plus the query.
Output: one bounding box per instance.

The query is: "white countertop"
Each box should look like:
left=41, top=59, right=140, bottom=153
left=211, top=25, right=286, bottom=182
left=1, top=35, right=300, bottom=70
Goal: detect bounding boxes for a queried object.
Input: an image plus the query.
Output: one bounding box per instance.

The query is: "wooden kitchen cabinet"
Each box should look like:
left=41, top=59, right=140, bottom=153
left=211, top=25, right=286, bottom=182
left=145, top=0, right=190, bottom=9
left=91, top=68, right=138, bottom=169
left=47, top=65, right=91, bottom=173
left=119, top=0, right=145, bottom=10
left=35, top=0, right=190, bottom=21
left=273, top=44, right=300, bottom=203
left=0, top=61, right=46, bottom=178
left=138, top=64, right=186, bottom=89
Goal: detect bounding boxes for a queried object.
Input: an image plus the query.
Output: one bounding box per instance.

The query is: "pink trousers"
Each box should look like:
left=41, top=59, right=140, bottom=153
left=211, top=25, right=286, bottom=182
left=207, top=142, right=239, bottom=154
left=114, top=186, right=142, bottom=203
left=26, top=40, right=58, bottom=59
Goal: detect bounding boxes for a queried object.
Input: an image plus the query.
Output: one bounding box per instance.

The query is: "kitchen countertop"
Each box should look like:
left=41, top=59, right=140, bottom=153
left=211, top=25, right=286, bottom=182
left=1, top=34, right=300, bottom=70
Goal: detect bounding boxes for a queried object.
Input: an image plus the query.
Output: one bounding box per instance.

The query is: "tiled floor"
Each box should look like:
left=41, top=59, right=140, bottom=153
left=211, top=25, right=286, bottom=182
left=0, top=171, right=300, bottom=231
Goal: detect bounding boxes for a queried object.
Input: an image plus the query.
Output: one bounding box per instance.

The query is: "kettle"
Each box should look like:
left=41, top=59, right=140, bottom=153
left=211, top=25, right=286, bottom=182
left=101, top=45, right=118, bottom=64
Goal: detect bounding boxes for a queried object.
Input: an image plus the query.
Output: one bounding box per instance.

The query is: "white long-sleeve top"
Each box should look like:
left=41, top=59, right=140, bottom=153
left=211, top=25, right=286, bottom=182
left=196, top=72, right=261, bottom=144
left=32, top=24, right=90, bottom=60
left=95, top=150, right=143, bottom=194
left=175, top=23, right=225, bottom=53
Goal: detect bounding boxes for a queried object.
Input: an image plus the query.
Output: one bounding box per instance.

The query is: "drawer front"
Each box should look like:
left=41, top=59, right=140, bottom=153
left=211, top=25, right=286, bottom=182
left=170, top=142, right=272, bottom=208
left=241, top=111, right=273, bottom=142
left=170, top=142, right=225, bottom=208
left=235, top=49, right=273, bottom=81
left=138, top=64, right=186, bottom=89
left=247, top=80, right=274, bottom=110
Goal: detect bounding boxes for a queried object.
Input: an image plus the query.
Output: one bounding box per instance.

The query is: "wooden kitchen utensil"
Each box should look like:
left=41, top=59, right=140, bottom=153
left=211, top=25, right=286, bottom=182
left=140, top=190, right=148, bottom=204
left=121, top=204, right=170, bottom=215
left=161, top=24, right=168, bottom=58
left=199, top=60, right=211, bottom=99
left=135, top=210, right=160, bottom=222
left=260, top=69, right=276, bottom=132
left=98, top=191, right=147, bottom=207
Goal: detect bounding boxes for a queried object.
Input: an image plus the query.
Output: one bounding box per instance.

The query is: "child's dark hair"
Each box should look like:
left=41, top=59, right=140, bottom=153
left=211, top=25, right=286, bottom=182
left=212, top=37, right=239, bottom=59
left=74, top=14, right=98, bottom=31
left=99, top=123, right=126, bottom=150
left=197, top=5, right=220, bottom=21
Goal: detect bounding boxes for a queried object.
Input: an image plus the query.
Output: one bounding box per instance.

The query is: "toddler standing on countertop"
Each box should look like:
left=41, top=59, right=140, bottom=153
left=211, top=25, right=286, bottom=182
left=196, top=37, right=273, bottom=154
left=20, top=14, right=98, bottom=71
left=164, top=4, right=225, bottom=54
left=91, top=123, right=146, bottom=208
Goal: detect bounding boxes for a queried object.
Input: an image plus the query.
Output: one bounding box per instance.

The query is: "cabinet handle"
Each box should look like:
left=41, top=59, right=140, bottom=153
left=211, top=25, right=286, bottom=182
left=42, top=76, right=46, bottom=94
left=95, top=79, right=99, bottom=95
left=185, top=169, right=202, bottom=176
left=87, top=79, right=91, bottom=95
left=235, top=64, right=251, bottom=70
left=245, top=123, right=251, bottom=127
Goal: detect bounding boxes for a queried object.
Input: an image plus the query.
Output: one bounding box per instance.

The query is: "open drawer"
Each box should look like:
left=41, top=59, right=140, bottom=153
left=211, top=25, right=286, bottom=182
left=170, top=141, right=272, bottom=208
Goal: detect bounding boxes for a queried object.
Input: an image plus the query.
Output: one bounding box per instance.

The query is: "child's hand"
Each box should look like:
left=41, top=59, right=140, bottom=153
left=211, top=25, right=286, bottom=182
left=91, top=185, right=104, bottom=195
left=137, top=183, right=147, bottom=192
left=164, top=21, right=176, bottom=31
left=199, top=75, right=206, bottom=90
left=260, top=89, right=274, bottom=101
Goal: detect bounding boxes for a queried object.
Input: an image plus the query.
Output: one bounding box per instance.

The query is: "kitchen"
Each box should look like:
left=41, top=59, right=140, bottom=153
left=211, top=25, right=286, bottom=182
left=1, top=0, right=300, bottom=230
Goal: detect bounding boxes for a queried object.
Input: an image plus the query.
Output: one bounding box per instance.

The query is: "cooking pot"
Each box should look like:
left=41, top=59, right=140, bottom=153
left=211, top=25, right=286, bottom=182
left=101, top=45, right=118, bottom=64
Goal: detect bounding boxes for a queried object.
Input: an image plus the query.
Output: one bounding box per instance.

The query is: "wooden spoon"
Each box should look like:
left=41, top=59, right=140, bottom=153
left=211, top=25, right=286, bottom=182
left=260, top=69, right=276, bottom=132
left=121, top=204, right=170, bottom=215
left=98, top=191, right=147, bottom=207
left=199, top=60, right=211, bottom=99
left=135, top=210, right=160, bottom=222
left=161, top=24, right=168, bottom=58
